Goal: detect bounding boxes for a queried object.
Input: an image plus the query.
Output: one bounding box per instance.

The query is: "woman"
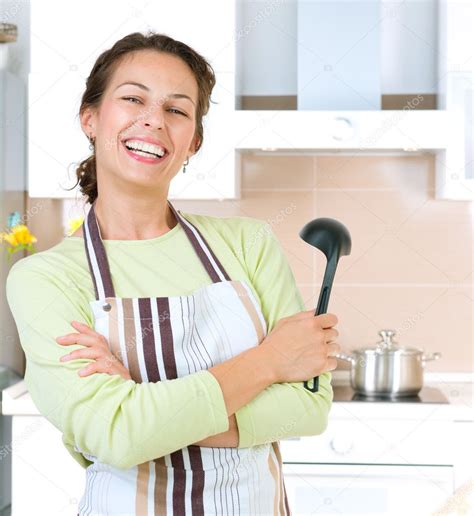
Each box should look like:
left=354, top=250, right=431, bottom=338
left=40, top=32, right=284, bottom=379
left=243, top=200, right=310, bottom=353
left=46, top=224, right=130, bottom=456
left=6, top=31, right=339, bottom=515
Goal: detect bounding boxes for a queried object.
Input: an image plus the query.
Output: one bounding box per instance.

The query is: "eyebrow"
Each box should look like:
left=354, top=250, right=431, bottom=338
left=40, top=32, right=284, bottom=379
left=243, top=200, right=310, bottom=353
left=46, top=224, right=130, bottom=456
left=114, top=81, right=195, bottom=105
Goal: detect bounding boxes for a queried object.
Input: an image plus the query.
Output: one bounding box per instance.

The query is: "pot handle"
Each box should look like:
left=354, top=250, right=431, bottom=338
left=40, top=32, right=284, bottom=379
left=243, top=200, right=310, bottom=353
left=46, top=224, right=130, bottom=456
left=335, top=353, right=355, bottom=365
left=422, top=352, right=442, bottom=365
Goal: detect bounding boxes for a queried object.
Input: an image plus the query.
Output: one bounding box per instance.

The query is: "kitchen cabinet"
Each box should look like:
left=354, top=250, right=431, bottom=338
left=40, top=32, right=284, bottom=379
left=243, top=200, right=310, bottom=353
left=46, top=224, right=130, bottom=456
left=279, top=378, right=474, bottom=515
left=235, top=0, right=473, bottom=200
left=233, top=110, right=451, bottom=151
left=10, top=414, right=85, bottom=516
left=28, top=0, right=238, bottom=200
left=297, top=0, right=382, bottom=110
left=282, top=463, right=453, bottom=516
left=0, top=367, right=21, bottom=514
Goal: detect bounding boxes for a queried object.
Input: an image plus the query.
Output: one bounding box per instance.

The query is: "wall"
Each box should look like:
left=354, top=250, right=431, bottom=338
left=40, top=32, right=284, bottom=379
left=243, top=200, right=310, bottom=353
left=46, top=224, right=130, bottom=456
left=28, top=152, right=474, bottom=373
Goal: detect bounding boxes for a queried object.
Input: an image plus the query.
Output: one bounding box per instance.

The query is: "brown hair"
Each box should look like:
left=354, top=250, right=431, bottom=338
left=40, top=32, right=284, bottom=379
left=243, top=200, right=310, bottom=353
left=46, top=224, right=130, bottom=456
left=66, top=31, right=217, bottom=204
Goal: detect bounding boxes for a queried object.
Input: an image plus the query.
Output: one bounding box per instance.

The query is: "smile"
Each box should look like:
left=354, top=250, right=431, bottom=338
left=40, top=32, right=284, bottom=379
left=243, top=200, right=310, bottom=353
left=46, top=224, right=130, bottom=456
left=121, top=140, right=170, bottom=164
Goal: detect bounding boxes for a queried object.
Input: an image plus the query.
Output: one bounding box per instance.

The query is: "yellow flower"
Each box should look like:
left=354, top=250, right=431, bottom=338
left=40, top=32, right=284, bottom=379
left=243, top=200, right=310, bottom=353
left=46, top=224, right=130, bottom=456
left=1, top=231, right=18, bottom=246
left=0, top=224, right=37, bottom=258
left=10, top=225, right=38, bottom=245
left=67, top=216, right=84, bottom=236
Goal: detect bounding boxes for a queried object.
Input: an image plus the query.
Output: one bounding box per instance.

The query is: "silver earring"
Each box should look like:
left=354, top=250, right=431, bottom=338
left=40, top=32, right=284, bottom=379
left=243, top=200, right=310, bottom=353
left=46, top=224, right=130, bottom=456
left=182, top=157, right=189, bottom=174
left=88, top=135, right=96, bottom=152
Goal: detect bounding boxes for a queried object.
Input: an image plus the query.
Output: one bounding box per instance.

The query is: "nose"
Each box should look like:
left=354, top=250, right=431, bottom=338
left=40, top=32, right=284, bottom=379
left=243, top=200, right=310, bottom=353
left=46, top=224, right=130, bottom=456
left=141, top=101, right=165, bottom=130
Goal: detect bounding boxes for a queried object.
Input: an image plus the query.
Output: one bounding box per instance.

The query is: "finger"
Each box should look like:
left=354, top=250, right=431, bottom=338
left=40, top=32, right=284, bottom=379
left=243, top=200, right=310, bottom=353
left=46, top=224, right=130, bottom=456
left=324, top=327, right=339, bottom=341
left=327, top=342, right=341, bottom=357
left=98, top=355, right=122, bottom=372
left=77, top=362, right=99, bottom=377
left=60, top=348, right=103, bottom=362
left=80, top=360, right=128, bottom=379
left=326, top=357, right=338, bottom=371
left=316, top=313, right=338, bottom=328
left=71, top=320, right=99, bottom=337
left=56, top=333, right=105, bottom=348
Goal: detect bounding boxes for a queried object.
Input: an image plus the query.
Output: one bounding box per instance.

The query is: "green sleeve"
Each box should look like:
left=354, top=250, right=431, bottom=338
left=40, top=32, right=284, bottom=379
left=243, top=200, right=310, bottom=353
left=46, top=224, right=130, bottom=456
left=6, top=257, right=230, bottom=470
left=234, top=221, right=333, bottom=447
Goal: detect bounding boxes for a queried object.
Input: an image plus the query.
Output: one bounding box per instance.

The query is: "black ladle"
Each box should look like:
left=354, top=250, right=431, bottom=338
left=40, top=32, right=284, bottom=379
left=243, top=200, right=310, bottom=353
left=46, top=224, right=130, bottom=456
left=299, top=218, right=352, bottom=392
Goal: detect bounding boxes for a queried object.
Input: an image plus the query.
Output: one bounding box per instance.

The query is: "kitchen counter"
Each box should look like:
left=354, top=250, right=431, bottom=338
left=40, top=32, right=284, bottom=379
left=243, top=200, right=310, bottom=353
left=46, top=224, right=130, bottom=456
left=328, top=370, right=474, bottom=422
left=3, top=372, right=473, bottom=420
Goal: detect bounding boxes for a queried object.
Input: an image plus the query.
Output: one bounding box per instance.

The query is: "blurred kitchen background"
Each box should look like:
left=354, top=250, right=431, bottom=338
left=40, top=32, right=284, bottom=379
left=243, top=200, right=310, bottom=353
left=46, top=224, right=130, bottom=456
left=0, top=1, right=473, bottom=515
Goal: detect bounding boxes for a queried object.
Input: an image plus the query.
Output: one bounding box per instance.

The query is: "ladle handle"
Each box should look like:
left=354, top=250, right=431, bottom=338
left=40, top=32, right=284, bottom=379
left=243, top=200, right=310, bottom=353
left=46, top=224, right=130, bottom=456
left=304, top=258, right=337, bottom=393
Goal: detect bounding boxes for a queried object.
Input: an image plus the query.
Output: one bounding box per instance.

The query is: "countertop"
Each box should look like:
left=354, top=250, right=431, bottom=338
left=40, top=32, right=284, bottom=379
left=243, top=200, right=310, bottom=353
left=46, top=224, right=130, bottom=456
left=2, top=371, right=473, bottom=421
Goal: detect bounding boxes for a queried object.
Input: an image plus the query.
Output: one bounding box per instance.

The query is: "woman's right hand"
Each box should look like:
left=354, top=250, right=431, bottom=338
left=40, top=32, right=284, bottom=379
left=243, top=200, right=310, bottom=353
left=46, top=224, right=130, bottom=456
left=259, top=309, right=340, bottom=384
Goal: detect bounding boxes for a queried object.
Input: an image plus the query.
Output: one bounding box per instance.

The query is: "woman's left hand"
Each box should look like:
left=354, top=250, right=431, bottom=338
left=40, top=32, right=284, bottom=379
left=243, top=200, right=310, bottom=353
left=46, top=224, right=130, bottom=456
left=56, top=320, right=132, bottom=381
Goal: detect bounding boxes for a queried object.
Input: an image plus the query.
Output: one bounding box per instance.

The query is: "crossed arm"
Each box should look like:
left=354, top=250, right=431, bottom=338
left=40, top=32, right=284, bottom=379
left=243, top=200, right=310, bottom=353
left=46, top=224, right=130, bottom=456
left=57, top=320, right=241, bottom=447
left=56, top=316, right=333, bottom=452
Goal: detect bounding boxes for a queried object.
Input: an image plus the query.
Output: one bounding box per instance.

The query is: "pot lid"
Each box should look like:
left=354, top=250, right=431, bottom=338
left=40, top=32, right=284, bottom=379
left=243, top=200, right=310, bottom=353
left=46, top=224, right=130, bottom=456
left=353, top=330, right=423, bottom=355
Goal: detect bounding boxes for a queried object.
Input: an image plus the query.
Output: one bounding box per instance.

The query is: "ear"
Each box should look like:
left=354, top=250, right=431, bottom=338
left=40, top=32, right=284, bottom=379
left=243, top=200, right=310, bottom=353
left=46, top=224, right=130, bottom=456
left=187, top=134, right=200, bottom=158
left=79, top=106, right=97, bottom=139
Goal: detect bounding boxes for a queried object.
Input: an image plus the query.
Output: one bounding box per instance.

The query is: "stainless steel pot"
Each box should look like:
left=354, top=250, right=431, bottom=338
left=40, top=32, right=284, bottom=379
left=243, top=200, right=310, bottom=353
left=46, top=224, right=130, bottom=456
left=336, top=330, right=441, bottom=397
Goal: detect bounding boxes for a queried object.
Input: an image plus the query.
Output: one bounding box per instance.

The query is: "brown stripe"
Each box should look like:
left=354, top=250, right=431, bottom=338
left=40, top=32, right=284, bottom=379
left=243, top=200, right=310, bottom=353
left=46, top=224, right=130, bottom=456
left=123, top=298, right=142, bottom=383
left=86, top=202, right=116, bottom=298
left=135, top=462, right=150, bottom=516
left=154, top=456, right=168, bottom=515
left=268, top=446, right=280, bottom=515
left=231, top=281, right=265, bottom=344
left=156, top=297, right=178, bottom=380
left=138, top=298, right=161, bottom=383
left=189, top=446, right=205, bottom=516
left=283, top=478, right=291, bottom=516
left=170, top=451, right=186, bottom=515
left=167, top=201, right=228, bottom=283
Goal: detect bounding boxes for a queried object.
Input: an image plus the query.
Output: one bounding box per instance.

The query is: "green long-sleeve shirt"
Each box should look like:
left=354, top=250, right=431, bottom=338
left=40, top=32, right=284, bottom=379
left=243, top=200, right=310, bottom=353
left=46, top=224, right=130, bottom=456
left=6, top=210, right=332, bottom=470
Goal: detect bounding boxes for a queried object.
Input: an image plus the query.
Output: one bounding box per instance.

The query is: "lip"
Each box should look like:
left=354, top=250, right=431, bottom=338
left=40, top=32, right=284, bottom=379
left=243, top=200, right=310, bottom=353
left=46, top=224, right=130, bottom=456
left=121, top=139, right=170, bottom=165
left=121, top=135, right=169, bottom=154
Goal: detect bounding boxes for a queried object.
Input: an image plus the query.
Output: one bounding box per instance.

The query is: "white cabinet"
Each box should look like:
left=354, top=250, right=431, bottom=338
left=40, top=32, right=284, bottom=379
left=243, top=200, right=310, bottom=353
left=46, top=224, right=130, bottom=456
left=28, top=0, right=238, bottom=199
left=280, top=398, right=473, bottom=515
left=297, top=0, right=382, bottom=110
left=10, top=415, right=85, bottom=516
left=435, top=0, right=474, bottom=200
left=282, top=463, right=453, bottom=516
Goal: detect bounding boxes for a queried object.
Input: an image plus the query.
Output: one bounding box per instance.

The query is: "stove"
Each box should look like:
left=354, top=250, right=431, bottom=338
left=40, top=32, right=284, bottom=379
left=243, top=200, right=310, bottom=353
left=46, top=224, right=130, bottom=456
left=332, top=385, right=450, bottom=403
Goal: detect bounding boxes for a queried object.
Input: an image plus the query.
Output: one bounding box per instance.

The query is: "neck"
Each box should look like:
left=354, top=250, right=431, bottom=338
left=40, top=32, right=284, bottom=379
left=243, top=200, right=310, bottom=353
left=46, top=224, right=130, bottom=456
left=93, top=192, right=178, bottom=241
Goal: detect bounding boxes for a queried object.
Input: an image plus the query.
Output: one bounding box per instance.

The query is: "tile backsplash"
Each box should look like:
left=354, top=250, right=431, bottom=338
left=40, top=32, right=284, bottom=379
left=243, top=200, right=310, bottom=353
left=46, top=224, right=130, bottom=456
left=27, top=153, right=473, bottom=372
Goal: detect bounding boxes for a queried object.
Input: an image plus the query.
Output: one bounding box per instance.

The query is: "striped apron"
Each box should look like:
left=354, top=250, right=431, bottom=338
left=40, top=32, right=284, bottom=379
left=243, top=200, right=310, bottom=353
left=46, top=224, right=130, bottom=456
left=76, top=200, right=292, bottom=515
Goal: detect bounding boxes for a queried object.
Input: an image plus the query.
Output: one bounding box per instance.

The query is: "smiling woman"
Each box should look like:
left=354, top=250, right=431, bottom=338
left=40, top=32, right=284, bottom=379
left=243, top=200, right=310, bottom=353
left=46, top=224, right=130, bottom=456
left=6, top=30, right=335, bottom=516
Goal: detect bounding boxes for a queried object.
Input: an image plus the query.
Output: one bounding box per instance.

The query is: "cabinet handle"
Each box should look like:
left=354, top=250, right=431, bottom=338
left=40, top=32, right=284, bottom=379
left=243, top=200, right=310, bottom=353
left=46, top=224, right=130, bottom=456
left=330, top=435, right=354, bottom=455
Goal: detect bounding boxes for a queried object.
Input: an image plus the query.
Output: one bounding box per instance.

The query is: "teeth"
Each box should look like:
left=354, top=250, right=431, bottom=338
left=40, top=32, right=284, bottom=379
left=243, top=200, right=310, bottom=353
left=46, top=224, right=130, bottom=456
left=129, top=149, right=164, bottom=159
left=124, top=139, right=166, bottom=157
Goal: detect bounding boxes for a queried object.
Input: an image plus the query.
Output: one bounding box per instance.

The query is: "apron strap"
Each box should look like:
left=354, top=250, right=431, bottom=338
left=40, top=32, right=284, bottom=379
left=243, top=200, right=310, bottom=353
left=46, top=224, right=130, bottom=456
left=83, top=201, right=116, bottom=300
left=83, top=200, right=232, bottom=301
left=168, top=201, right=231, bottom=284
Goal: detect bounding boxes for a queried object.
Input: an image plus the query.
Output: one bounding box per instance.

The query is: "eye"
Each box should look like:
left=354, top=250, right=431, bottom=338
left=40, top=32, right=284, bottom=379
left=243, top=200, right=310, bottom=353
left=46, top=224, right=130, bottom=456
left=122, top=96, right=142, bottom=104
left=122, top=97, right=187, bottom=116
left=168, top=108, right=187, bottom=117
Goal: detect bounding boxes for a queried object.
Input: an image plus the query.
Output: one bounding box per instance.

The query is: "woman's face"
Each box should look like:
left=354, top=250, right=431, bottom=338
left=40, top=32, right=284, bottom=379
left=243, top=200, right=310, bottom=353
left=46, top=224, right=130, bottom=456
left=81, top=49, right=199, bottom=193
